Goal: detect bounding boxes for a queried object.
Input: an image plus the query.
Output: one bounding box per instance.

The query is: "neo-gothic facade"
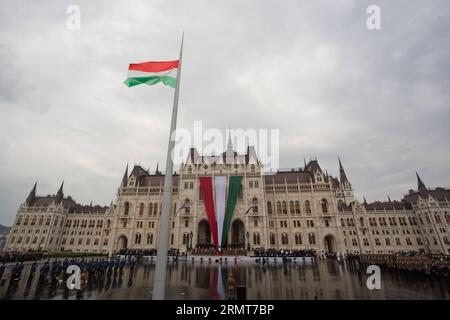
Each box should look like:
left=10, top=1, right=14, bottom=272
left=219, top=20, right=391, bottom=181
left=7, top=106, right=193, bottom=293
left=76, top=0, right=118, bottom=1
left=4, top=142, right=450, bottom=255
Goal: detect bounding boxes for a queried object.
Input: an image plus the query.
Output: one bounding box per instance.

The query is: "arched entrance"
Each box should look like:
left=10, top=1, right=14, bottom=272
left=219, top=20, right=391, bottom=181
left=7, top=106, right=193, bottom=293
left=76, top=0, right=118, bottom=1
left=197, top=220, right=211, bottom=246
left=118, top=235, right=128, bottom=251
left=324, top=234, right=336, bottom=254
left=231, top=219, right=245, bottom=249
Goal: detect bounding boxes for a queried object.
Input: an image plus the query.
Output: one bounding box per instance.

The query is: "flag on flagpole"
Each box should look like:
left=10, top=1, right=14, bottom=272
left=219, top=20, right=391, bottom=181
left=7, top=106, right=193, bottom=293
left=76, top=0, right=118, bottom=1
left=124, top=60, right=179, bottom=88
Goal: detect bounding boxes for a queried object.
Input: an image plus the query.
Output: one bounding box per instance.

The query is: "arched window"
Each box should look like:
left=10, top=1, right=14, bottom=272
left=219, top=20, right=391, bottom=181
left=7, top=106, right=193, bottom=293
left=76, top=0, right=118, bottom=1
left=238, top=183, right=243, bottom=200
left=148, top=203, right=153, bottom=215
left=153, top=203, right=158, bottom=215
left=252, top=198, right=258, bottom=212
left=289, top=201, right=295, bottom=214
left=253, top=232, right=260, bottom=245
left=341, top=218, right=345, bottom=226
left=139, top=203, right=144, bottom=216
left=45, top=217, right=51, bottom=226
left=277, top=201, right=282, bottom=214
left=270, top=233, right=276, bottom=245
left=295, top=233, right=302, bottom=245
left=308, top=233, right=316, bottom=245
left=187, top=166, right=192, bottom=174
left=281, top=233, right=289, bottom=245
left=338, top=200, right=344, bottom=212
left=295, top=201, right=301, bottom=214
left=282, top=201, right=287, bottom=214
left=321, top=199, right=328, bottom=213
left=267, top=201, right=272, bottom=215
left=38, top=216, right=44, bottom=226
left=184, top=199, right=191, bottom=214
left=31, top=216, right=36, bottom=226
left=359, top=217, right=364, bottom=226
left=124, top=202, right=130, bottom=215
left=251, top=164, right=255, bottom=173
left=199, top=185, right=204, bottom=201
left=304, top=200, right=311, bottom=214
left=147, top=233, right=153, bottom=245
left=135, top=233, right=141, bottom=244
left=435, top=215, right=441, bottom=224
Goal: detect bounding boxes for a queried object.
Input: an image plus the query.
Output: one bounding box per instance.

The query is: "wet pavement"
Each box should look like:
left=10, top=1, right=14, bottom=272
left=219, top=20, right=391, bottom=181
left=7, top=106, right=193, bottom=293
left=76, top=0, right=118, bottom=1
left=0, top=260, right=449, bottom=300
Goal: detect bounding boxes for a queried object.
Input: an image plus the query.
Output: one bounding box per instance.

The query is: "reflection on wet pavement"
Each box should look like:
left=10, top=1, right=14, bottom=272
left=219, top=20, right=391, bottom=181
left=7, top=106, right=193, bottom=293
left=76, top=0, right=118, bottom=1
left=0, top=260, right=448, bottom=300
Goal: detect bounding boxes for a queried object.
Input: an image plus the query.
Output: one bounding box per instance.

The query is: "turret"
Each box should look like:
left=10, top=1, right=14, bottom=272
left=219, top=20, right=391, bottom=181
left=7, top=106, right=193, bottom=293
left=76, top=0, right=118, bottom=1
left=339, top=157, right=350, bottom=186
left=55, top=181, right=64, bottom=204
left=121, top=164, right=129, bottom=187
left=25, top=182, right=37, bottom=206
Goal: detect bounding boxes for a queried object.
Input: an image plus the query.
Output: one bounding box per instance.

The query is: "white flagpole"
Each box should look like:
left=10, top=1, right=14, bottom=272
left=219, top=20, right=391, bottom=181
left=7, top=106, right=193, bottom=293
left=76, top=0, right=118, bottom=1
left=153, top=33, right=184, bottom=300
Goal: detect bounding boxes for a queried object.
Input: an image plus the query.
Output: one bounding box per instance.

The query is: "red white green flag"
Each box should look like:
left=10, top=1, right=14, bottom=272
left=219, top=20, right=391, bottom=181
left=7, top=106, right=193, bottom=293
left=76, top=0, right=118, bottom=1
left=124, top=60, right=179, bottom=88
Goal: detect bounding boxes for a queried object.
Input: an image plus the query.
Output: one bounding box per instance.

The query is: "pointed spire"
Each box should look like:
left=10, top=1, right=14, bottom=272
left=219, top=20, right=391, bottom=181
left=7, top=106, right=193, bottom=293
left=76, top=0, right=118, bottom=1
left=26, top=181, right=37, bottom=206
left=416, top=172, right=426, bottom=189
left=122, top=164, right=129, bottom=187
left=363, top=196, right=368, bottom=205
left=338, top=157, right=349, bottom=184
left=55, top=181, right=64, bottom=204
left=155, top=162, right=161, bottom=175
left=90, top=200, right=93, bottom=207
left=388, top=195, right=391, bottom=202
left=227, top=127, right=233, bottom=152
left=304, top=157, right=307, bottom=169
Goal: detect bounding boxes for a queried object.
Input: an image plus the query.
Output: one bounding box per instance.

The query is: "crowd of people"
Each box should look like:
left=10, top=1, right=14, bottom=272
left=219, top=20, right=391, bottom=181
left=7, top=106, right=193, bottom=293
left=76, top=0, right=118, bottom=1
left=345, top=252, right=450, bottom=277
left=252, top=248, right=317, bottom=258
left=0, top=251, right=46, bottom=264
left=115, top=248, right=181, bottom=260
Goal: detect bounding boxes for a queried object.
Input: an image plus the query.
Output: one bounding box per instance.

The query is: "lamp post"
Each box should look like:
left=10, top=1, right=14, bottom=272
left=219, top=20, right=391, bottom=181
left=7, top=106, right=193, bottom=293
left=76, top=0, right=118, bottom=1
left=244, top=206, right=256, bottom=253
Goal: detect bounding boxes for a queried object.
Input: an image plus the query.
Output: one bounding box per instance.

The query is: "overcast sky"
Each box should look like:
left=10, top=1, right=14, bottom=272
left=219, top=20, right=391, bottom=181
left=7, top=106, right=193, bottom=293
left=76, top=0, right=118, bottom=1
left=0, top=0, right=449, bottom=225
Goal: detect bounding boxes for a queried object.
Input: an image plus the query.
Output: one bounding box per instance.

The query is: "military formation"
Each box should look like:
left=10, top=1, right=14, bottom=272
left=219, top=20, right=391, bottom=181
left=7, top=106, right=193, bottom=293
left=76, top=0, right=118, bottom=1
left=346, top=253, right=450, bottom=277
left=0, top=256, right=138, bottom=300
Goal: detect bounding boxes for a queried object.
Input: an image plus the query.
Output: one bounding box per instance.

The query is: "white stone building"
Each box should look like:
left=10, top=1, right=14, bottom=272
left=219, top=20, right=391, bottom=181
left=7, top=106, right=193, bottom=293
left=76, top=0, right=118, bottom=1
left=3, top=143, right=450, bottom=255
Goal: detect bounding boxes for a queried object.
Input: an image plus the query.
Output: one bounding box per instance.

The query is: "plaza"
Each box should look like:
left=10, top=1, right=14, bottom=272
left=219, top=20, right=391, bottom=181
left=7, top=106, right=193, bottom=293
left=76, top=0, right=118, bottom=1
left=0, top=258, right=448, bottom=300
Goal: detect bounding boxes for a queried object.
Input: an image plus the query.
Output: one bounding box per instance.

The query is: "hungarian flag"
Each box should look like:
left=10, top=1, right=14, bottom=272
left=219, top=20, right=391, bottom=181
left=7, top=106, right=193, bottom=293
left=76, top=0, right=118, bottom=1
left=199, top=176, right=243, bottom=248
left=124, top=60, right=179, bottom=88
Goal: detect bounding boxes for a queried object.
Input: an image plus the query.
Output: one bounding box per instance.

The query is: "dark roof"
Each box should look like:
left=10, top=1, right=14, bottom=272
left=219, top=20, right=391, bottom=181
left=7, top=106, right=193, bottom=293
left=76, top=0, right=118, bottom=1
left=27, top=195, right=77, bottom=208
left=264, top=170, right=312, bottom=184
left=403, top=188, right=450, bottom=203
left=364, top=200, right=412, bottom=211
left=304, top=160, right=323, bottom=174
left=68, top=204, right=109, bottom=214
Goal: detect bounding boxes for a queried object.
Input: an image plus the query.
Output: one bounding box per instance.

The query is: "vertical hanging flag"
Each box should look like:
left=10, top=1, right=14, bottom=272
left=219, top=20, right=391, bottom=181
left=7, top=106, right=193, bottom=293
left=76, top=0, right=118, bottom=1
left=221, top=176, right=243, bottom=247
left=199, top=177, right=219, bottom=246
left=214, top=176, right=227, bottom=249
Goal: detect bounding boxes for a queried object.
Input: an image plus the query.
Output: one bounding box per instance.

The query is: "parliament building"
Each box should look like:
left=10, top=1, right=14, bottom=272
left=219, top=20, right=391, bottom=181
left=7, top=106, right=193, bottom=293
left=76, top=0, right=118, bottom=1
left=3, top=138, right=450, bottom=256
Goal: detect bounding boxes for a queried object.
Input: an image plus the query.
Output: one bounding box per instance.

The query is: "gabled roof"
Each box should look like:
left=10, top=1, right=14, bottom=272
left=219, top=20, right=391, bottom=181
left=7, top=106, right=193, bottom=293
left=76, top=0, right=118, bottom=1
left=264, top=169, right=312, bottom=184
